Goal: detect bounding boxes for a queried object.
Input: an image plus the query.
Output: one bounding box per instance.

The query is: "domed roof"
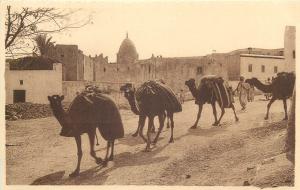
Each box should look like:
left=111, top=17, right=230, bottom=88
left=118, top=35, right=137, bottom=55
left=117, top=33, right=138, bottom=64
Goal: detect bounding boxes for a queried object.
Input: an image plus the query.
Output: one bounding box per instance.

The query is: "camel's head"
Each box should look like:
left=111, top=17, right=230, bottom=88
left=48, top=95, right=64, bottom=109
left=245, top=78, right=257, bottom=86
left=185, top=79, right=196, bottom=89
left=48, top=95, right=74, bottom=137
left=120, top=83, right=135, bottom=100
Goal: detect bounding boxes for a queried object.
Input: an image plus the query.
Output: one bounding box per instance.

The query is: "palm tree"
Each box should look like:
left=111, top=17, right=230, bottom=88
left=34, top=34, right=55, bottom=57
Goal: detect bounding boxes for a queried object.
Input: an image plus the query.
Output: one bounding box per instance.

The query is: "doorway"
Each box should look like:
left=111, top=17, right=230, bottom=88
left=13, top=90, right=26, bottom=103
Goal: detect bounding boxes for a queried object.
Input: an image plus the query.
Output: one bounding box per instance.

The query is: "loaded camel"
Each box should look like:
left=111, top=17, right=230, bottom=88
left=120, top=83, right=170, bottom=137
left=185, top=76, right=238, bottom=129
left=245, top=72, right=295, bottom=120
left=48, top=94, right=124, bottom=177
left=120, top=81, right=182, bottom=152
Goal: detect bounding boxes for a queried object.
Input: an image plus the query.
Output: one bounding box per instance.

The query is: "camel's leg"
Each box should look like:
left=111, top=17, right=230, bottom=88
left=169, top=113, right=175, bottom=143
left=108, top=140, right=115, bottom=161
left=138, top=115, right=147, bottom=143
left=283, top=99, right=288, bottom=120
left=69, top=135, right=82, bottom=177
left=265, top=97, right=276, bottom=120
left=211, top=102, right=218, bottom=126
left=231, top=104, right=239, bottom=122
left=191, top=104, right=203, bottom=129
left=88, top=129, right=102, bottom=165
left=103, top=141, right=111, bottom=167
left=167, top=117, right=170, bottom=128
left=216, top=107, right=225, bottom=125
left=132, top=123, right=140, bottom=137
left=145, top=116, right=154, bottom=152
left=151, top=118, right=156, bottom=133
left=152, top=113, right=166, bottom=144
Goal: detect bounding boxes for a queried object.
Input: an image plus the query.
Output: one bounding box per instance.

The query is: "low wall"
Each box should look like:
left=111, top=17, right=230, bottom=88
left=62, top=81, right=132, bottom=106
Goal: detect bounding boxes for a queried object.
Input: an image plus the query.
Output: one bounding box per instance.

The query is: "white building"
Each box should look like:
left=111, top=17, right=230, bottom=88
left=5, top=58, right=62, bottom=104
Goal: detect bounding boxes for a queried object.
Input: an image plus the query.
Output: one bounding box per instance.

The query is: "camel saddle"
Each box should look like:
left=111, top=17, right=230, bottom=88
left=61, top=87, right=124, bottom=140
left=198, top=75, right=233, bottom=108
left=135, top=80, right=182, bottom=113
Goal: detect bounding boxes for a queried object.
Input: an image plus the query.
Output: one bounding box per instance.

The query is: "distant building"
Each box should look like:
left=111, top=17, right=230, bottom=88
left=44, top=26, right=295, bottom=101
left=5, top=57, right=62, bottom=104
left=117, top=33, right=139, bottom=64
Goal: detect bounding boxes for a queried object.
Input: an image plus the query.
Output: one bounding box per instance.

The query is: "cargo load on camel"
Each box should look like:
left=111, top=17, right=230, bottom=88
left=135, top=80, right=182, bottom=113
left=197, top=75, right=234, bottom=108
left=61, top=85, right=124, bottom=140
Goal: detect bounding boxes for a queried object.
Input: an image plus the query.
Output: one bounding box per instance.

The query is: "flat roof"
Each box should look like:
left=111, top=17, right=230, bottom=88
left=240, top=54, right=284, bottom=59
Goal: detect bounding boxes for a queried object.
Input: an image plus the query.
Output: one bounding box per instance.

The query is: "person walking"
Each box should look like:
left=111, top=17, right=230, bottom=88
left=234, top=76, right=250, bottom=110
left=248, top=84, right=255, bottom=102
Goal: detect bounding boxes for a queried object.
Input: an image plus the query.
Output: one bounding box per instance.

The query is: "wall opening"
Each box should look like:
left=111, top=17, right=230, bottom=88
left=274, top=66, right=278, bottom=73
left=149, top=66, right=151, bottom=74
left=19, top=80, right=23, bottom=85
left=13, top=90, right=26, bottom=103
left=103, top=67, right=106, bottom=72
left=197, top=66, right=203, bottom=75
left=293, top=50, right=295, bottom=59
left=248, top=64, right=252, bottom=72
left=261, top=65, right=265, bottom=73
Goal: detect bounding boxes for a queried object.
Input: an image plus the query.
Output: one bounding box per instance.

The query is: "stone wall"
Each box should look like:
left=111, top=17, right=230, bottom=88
left=62, top=81, right=131, bottom=105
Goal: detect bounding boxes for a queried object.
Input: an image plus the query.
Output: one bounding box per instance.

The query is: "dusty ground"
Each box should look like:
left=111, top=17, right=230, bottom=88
left=6, top=96, right=294, bottom=186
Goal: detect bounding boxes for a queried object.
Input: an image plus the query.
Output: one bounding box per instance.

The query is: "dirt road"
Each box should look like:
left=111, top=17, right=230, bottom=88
left=6, top=96, right=293, bottom=186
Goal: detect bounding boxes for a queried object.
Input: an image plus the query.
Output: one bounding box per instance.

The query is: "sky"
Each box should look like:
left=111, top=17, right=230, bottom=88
left=29, top=1, right=300, bottom=62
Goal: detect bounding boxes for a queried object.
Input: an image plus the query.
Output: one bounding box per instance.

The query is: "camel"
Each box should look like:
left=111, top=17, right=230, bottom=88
left=48, top=94, right=124, bottom=177
left=120, top=81, right=182, bottom=152
left=245, top=72, right=295, bottom=120
left=120, top=83, right=170, bottom=137
left=185, top=76, right=238, bottom=129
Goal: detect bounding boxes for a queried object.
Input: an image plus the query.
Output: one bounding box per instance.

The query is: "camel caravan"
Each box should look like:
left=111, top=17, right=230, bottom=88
left=48, top=72, right=295, bottom=177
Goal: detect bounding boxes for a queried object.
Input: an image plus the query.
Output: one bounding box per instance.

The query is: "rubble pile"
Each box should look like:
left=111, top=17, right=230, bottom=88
left=5, top=103, right=71, bottom=120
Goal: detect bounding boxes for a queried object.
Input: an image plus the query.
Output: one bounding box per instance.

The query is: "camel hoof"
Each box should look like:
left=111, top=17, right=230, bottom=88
left=69, top=171, right=79, bottom=178
left=132, top=133, right=138, bottom=137
left=144, top=148, right=151, bottom=152
left=102, top=161, right=108, bottom=167
left=108, top=157, right=114, bottom=161
left=190, top=125, right=197, bottom=129
left=151, top=141, right=157, bottom=145
left=169, top=139, right=174, bottom=143
left=264, top=117, right=268, bottom=120
left=212, top=123, right=218, bottom=126
left=96, top=157, right=103, bottom=165
left=235, top=118, right=239, bottom=122
left=283, top=117, right=288, bottom=121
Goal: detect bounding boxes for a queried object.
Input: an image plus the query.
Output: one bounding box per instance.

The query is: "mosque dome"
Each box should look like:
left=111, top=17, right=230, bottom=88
left=117, top=33, right=139, bottom=64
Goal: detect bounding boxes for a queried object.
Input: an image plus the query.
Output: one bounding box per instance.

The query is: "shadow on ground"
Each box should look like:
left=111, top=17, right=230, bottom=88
left=31, top=142, right=170, bottom=185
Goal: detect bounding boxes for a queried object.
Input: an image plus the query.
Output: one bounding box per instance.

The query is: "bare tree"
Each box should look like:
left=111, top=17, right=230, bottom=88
left=5, top=5, right=92, bottom=58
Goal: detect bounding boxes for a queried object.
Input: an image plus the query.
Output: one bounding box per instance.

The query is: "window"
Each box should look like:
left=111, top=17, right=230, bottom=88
left=19, top=80, right=23, bottom=85
left=117, top=68, right=119, bottom=72
left=197, top=66, right=203, bottom=75
left=61, top=54, right=64, bottom=58
left=293, top=50, right=295, bottom=59
left=128, top=67, right=130, bottom=71
left=248, top=64, right=252, bottom=72
left=103, top=67, right=106, bottom=72
left=274, top=66, right=278, bottom=73
left=261, top=65, right=265, bottom=73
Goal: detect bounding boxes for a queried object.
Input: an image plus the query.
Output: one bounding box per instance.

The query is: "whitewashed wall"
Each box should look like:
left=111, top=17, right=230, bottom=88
left=240, top=55, right=285, bottom=82
left=5, top=63, right=62, bottom=104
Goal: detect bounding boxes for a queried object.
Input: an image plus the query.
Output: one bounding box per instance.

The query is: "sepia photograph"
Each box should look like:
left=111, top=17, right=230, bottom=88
left=1, top=0, right=298, bottom=188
